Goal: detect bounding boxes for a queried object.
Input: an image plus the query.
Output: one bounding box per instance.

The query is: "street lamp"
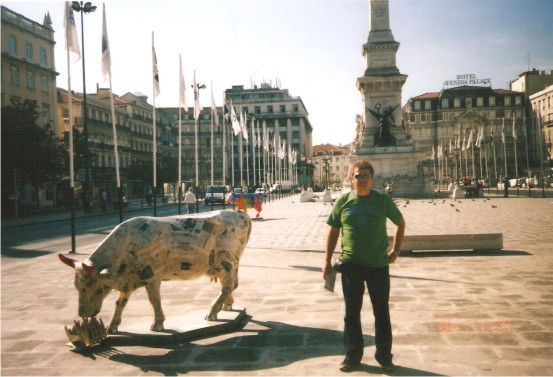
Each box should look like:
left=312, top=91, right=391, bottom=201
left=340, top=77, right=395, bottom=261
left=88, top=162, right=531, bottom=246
left=322, top=152, right=330, bottom=190
left=72, top=1, right=96, bottom=213
left=191, top=82, right=206, bottom=210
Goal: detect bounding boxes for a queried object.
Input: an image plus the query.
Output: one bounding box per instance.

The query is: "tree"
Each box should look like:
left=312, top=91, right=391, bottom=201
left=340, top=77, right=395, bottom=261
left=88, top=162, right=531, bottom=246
left=1, top=101, right=67, bottom=192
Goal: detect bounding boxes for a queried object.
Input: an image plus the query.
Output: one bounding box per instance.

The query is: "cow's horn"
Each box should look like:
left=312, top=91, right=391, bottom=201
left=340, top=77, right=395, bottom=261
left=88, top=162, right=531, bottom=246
left=82, top=262, right=95, bottom=275
left=58, top=253, right=77, bottom=268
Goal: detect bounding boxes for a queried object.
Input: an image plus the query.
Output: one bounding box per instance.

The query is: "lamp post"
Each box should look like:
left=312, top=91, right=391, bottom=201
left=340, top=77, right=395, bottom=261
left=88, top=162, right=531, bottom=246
left=72, top=1, right=96, bottom=213
left=191, top=82, right=206, bottom=212
left=322, top=152, right=330, bottom=190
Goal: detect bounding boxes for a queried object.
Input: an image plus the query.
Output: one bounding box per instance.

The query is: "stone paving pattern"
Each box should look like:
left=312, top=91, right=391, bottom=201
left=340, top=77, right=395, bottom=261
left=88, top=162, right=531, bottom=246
left=2, top=193, right=553, bottom=376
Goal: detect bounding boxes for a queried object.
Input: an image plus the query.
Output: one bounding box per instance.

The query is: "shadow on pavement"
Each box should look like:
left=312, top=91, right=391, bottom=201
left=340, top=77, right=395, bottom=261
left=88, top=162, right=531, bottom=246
left=401, top=249, right=531, bottom=258
left=0, top=247, right=51, bottom=259
left=72, top=318, right=442, bottom=375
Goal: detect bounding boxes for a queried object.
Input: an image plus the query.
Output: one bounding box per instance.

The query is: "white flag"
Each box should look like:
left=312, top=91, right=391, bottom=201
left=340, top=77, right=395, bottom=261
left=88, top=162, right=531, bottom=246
left=210, top=83, right=219, bottom=126
left=101, top=4, right=111, bottom=83
left=502, top=118, right=506, bottom=144
left=229, top=100, right=240, bottom=135
left=193, top=70, right=201, bottom=120
left=64, top=2, right=80, bottom=64
left=240, top=111, right=249, bottom=143
left=467, top=129, right=474, bottom=148
left=152, top=32, right=160, bottom=97
left=512, top=116, right=517, bottom=140
left=179, top=55, right=187, bottom=109
left=431, top=145, right=435, bottom=159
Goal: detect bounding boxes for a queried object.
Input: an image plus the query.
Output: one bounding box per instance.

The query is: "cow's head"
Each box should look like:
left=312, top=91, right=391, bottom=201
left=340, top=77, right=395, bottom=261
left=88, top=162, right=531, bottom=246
left=59, top=254, right=112, bottom=318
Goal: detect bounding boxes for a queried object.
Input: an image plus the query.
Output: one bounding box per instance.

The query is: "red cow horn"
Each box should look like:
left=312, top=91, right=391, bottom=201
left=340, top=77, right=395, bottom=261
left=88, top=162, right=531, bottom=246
left=58, top=253, right=77, bottom=268
left=82, top=262, right=96, bottom=275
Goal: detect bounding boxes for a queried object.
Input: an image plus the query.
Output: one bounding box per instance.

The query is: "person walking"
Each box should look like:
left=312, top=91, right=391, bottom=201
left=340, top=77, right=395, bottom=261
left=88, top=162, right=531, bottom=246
left=184, top=187, right=197, bottom=214
left=323, top=159, right=405, bottom=373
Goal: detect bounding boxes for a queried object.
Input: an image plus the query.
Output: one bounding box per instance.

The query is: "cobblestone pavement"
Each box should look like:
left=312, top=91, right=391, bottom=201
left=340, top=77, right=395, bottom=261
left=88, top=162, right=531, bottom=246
left=2, top=194, right=553, bottom=376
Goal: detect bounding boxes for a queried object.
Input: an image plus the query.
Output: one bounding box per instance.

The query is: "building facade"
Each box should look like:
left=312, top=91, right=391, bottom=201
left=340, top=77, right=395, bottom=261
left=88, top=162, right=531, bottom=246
left=1, top=6, right=58, bottom=132
left=312, top=144, right=351, bottom=190
left=224, top=83, right=313, bottom=189
left=529, top=85, right=553, bottom=169
left=402, top=85, right=534, bottom=185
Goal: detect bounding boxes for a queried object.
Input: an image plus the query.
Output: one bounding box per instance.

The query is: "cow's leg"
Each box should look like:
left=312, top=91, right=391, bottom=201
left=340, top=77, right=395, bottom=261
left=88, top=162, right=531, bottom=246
left=145, top=281, right=165, bottom=331
left=222, top=267, right=239, bottom=310
left=108, top=291, right=132, bottom=334
left=206, top=267, right=237, bottom=320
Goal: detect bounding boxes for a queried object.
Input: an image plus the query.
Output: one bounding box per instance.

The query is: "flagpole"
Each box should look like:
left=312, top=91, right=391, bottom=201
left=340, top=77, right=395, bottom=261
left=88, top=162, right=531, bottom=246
left=502, top=118, right=508, bottom=184
left=102, top=5, right=122, bottom=223
left=151, top=31, right=159, bottom=216
left=65, top=2, right=77, bottom=253
left=523, top=110, right=531, bottom=196
left=210, top=82, right=214, bottom=187
left=251, top=117, right=256, bottom=186
left=178, top=55, right=185, bottom=215
left=491, top=125, right=498, bottom=193
left=222, top=92, right=226, bottom=186
left=513, top=114, right=519, bottom=196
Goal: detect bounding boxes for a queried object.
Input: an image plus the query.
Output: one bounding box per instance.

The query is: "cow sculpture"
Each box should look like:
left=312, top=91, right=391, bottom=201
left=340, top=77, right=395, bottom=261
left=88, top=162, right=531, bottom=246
left=59, top=210, right=251, bottom=334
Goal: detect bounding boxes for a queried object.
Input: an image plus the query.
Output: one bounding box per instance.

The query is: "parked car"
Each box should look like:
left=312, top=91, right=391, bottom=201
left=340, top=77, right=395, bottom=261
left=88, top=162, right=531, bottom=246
left=205, top=185, right=228, bottom=205
left=255, top=188, right=266, bottom=194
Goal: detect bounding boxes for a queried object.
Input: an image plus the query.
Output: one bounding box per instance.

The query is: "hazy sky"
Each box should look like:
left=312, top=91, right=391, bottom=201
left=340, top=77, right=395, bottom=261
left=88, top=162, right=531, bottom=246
left=4, top=0, right=553, bottom=146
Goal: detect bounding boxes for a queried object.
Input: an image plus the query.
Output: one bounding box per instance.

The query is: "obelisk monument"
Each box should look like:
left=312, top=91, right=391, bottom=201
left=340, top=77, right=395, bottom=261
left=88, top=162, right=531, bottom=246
left=352, top=0, right=426, bottom=196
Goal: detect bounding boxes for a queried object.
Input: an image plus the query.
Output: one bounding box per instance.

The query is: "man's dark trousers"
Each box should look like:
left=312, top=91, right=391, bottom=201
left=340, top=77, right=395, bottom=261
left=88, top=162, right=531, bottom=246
left=341, top=263, right=393, bottom=365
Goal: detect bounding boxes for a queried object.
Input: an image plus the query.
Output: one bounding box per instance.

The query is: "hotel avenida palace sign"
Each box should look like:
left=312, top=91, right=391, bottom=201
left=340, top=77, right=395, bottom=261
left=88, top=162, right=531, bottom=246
left=443, top=74, right=492, bottom=88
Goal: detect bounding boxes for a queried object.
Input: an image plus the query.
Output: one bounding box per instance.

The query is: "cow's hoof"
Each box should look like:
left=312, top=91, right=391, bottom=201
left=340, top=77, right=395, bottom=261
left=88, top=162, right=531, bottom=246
left=150, top=323, right=164, bottom=332
left=205, top=313, right=218, bottom=321
left=107, top=326, right=119, bottom=334
left=222, top=304, right=233, bottom=311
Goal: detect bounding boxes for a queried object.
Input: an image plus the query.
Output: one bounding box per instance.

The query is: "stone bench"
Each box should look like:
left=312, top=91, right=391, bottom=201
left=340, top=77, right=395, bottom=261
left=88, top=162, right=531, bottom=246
left=389, top=233, right=503, bottom=253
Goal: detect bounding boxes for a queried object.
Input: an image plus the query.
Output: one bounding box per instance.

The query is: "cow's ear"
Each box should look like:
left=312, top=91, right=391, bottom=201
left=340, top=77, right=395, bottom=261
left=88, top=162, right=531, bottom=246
left=82, top=262, right=96, bottom=275
left=59, top=253, right=77, bottom=269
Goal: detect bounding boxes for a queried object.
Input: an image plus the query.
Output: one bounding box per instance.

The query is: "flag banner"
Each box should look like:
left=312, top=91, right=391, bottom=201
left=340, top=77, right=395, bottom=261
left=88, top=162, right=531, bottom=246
left=467, top=129, right=474, bottom=148
left=240, top=111, right=249, bottom=143
left=193, top=70, right=201, bottom=119
left=431, top=145, right=435, bottom=159
left=179, top=55, right=187, bottom=109
left=227, top=193, right=263, bottom=217
left=211, top=83, right=219, bottom=126
left=230, top=100, right=240, bottom=135
left=152, top=32, right=160, bottom=97
left=263, top=123, right=269, bottom=151
left=256, top=121, right=261, bottom=148
left=64, top=2, right=81, bottom=64
left=512, top=117, right=517, bottom=140
left=101, top=4, right=111, bottom=83
left=502, top=118, right=506, bottom=144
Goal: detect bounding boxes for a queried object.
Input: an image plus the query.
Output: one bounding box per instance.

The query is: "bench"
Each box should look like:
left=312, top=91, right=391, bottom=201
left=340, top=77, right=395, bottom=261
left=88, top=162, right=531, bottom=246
left=389, top=233, right=503, bottom=253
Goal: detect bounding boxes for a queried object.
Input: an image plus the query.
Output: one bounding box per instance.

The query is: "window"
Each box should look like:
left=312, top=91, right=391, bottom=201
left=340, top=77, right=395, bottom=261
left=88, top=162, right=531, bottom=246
left=268, top=105, right=273, bottom=113
left=293, top=104, right=299, bottom=112
left=41, top=76, right=48, bottom=92
left=26, top=71, right=35, bottom=89
left=505, top=96, right=511, bottom=106
left=466, top=97, right=472, bottom=108
left=454, top=98, right=461, bottom=108
left=489, top=96, right=496, bottom=106
left=10, top=66, right=19, bottom=85
left=425, top=101, right=431, bottom=110
left=477, top=97, right=483, bottom=107
left=42, top=106, right=50, bottom=126
left=40, top=48, right=47, bottom=65
left=441, top=99, right=449, bottom=109
left=280, top=131, right=287, bottom=140
left=414, top=101, right=421, bottom=111
left=8, top=35, right=17, bottom=54
left=280, top=105, right=286, bottom=113
left=255, top=106, right=261, bottom=114
left=515, top=96, right=521, bottom=106
left=25, top=42, right=33, bottom=61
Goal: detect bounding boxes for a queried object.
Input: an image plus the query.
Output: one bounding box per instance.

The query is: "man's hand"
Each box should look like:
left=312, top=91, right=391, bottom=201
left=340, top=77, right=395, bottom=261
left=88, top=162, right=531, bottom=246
left=387, top=250, right=399, bottom=264
left=322, top=261, right=332, bottom=279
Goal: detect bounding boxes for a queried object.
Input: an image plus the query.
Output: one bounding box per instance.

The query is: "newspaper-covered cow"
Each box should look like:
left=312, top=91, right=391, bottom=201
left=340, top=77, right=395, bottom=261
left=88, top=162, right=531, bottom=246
left=59, top=210, right=251, bottom=338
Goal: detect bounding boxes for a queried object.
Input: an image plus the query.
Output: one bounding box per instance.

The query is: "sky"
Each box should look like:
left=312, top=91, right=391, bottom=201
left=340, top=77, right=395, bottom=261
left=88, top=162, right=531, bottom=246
left=4, top=0, right=553, bottom=146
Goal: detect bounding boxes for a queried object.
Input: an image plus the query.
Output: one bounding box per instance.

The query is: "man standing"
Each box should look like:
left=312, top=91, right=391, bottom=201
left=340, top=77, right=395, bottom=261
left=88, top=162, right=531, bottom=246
left=323, top=160, right=405, bottom=373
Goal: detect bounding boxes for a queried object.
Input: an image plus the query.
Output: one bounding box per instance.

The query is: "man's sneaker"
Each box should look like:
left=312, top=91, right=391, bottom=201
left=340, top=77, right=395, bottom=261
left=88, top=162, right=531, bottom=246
left=339, top=359, right=360, bottom=372
left=379, top=361, right=396, bottom=373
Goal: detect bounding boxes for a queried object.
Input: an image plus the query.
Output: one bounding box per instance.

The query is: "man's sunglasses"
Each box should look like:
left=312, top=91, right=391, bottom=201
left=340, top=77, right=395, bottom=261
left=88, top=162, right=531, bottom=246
left=353, top=174, right=372, bottom=180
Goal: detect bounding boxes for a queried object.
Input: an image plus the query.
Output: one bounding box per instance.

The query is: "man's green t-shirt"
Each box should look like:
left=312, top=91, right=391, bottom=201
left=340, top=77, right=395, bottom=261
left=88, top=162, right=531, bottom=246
left=327, top=189, right=403, bottom=268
